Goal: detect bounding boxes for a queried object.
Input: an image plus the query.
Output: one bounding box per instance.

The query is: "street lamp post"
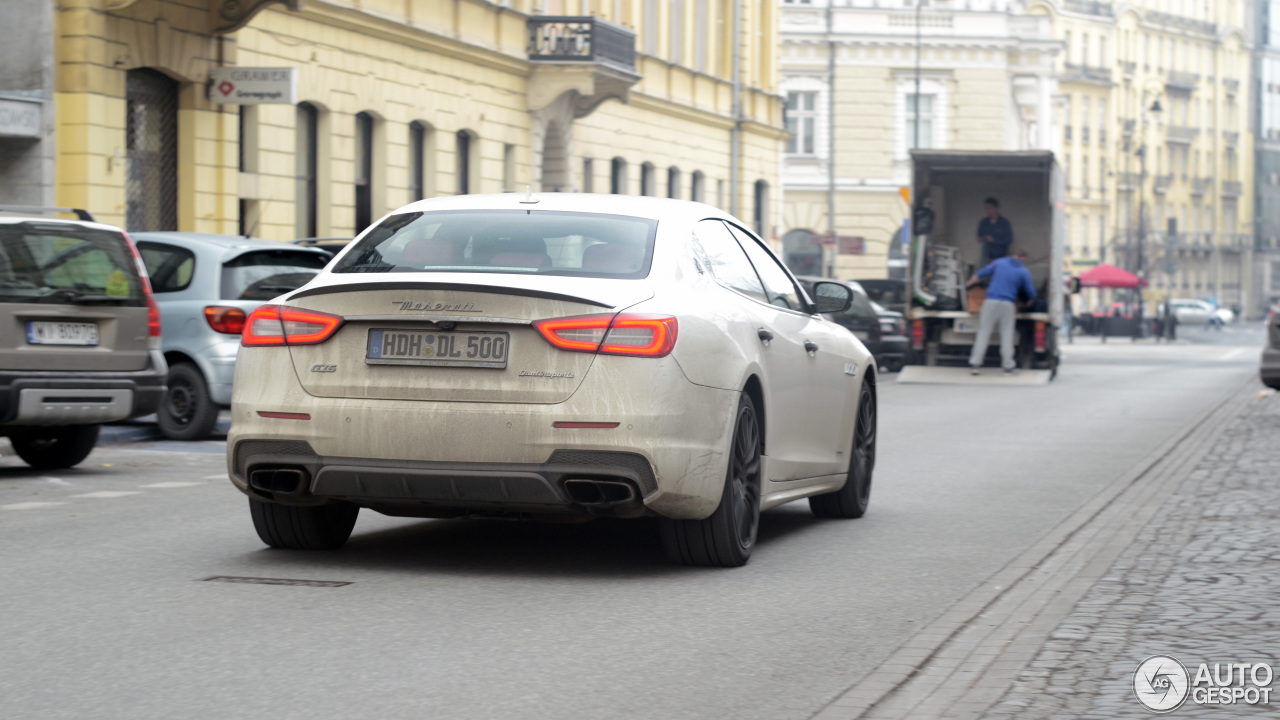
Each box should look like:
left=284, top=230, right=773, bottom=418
left=1132, top=95, right=1163, bottom=336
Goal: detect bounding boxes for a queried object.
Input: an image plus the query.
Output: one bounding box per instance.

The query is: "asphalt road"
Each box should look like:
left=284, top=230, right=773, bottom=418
left=0, top=330, right=1265, bottom=720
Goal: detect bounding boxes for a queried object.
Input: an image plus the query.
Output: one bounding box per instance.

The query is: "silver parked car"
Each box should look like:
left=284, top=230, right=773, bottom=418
left=132, top=233, right=330, bottom=439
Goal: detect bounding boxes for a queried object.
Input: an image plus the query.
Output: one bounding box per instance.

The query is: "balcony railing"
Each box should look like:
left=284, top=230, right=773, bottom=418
left=1223, top=131, right=1239, bottom=147
left=1222, top=180, right=1243, bottom=196
left=1224, top=78, right=1240, bottom=93
left=1117, top=172, right=1141, bottom=189
left=1120, top=61, right=1136, bottom=75
left=527, top=16, right=637, bottom=72
left=1145, top=10, right=1217, bottom=36
left=1121, top=118, right=1136, bottom=136
left=1154, top=174, right=1173, bottom=192
left=1063, top=63, right=1112, bottom=83
left=1166, top=125, right=1198, bottom=143
left=1064, top=0, right=1113, bottom=15
left=1192, top=177, right=1215, bottom=195
left=1166, top=70, right=1199, bottom=90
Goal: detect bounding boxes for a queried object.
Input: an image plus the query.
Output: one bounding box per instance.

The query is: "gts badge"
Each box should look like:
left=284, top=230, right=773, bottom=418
left=844, top=363, right=858, bottom=377
left=311, top=364, right=338, bottom=373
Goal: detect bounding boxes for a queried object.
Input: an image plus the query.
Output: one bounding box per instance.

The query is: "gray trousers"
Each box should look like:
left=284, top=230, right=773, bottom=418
left=969, top=298, right=1017, bottom=370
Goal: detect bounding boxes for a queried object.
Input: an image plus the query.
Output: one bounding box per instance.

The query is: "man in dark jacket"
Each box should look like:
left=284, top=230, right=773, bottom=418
left=966, top=246, right=1036, bottom=374
left=976, top=197, right=1014, bottom=263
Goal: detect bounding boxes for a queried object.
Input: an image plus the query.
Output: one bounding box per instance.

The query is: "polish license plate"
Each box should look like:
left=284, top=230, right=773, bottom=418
left=26, top=321, right=100, bottom=346
left=366, top=329, right=509, bottom=369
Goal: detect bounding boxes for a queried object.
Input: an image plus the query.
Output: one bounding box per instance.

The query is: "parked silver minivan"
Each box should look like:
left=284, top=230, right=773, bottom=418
left=0, top=207, right=166, bottom=467
left=132, top=233, right=329, bottom=439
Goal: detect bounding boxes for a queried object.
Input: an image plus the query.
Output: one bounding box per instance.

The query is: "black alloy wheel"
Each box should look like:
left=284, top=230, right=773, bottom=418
left=158, top=363, right=220, bottom=441
left=660, top=394, right=763, bottom=567
left=810, top=380, right=876, bottom=519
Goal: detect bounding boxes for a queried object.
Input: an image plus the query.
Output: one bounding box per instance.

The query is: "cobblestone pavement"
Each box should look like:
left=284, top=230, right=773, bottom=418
left=986, top=391, right=1280, bottom=718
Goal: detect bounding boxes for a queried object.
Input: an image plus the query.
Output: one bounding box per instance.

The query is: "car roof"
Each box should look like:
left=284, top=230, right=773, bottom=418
left=130, top=232, right=330, bottom=260
left=394, top=192, right=738, bottom=225
left=0, top=213, right=124, bottom=234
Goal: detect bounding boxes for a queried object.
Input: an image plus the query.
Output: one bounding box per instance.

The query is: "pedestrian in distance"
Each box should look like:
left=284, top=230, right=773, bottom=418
left=966, top=246, right=1037, bottom=375
left=1206, top=296, right=1223, bottom=330
left=976, top=197, right=1014, bottom=265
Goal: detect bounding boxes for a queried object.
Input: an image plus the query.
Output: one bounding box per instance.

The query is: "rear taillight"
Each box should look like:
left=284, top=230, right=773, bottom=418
left=241, top=304, right=344, bottom=346
left=534, top=313, right=678, bottom=358
left=1034, top=321, right=1046, bottom=352
left=121, top=230, right=162, bottom=338
left=911, top=320, right=924, bottom=350
left=204, top=306, right=247, bottom=335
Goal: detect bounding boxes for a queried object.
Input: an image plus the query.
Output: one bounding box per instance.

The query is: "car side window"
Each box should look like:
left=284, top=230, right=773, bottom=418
left=692, top=220, right=768, bottom=304
left=726, top=224, right=805, bottom=311
left=136, top=242, right=196, bottom=293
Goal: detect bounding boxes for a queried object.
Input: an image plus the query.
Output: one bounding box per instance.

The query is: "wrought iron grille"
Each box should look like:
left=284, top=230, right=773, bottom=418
left=528, top=17, right=636, bottom=72
left=126, top=69, right=178, bottom=232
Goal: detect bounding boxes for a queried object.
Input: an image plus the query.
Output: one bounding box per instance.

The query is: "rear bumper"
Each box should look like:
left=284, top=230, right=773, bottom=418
left=227, top=358, right=740, bottom=520
left=0, top=350, right=167, bottom=426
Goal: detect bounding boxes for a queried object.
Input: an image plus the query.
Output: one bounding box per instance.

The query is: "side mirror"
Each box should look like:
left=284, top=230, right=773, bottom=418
left=811, top=281, right=853, bottom=314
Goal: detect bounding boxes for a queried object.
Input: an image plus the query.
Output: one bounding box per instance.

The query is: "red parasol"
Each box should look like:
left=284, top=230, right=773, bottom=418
left=1077, top=263, right=1146, bottom=289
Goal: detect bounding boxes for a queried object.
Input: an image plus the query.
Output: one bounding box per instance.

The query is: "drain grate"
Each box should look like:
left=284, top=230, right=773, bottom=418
left=204, top=575, right=351, bottom=587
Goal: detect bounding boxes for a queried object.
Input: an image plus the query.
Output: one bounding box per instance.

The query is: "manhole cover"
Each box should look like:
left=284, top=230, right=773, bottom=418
left=204, top=575, right=351, bottom=587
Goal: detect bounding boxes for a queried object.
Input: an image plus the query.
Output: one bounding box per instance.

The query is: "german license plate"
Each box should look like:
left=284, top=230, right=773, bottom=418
left=26, top=321, right=100, bottom=346
left=366, top=329, right=509, bottom=368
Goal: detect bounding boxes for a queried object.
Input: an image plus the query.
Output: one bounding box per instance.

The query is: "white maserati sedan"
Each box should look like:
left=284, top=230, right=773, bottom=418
left=226, top=193, right=877, bottom=566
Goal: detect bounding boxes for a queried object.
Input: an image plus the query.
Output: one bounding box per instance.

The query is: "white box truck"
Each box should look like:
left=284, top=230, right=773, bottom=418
left=905, top=150, right=1063, bottom=377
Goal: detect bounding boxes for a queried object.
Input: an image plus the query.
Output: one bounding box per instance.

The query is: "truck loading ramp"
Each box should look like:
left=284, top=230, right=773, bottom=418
left=895, top=367, right=1053, bottom=386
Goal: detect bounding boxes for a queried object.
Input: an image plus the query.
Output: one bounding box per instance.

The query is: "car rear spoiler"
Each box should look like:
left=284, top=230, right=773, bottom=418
left=0, top=205, right=96, bottom=222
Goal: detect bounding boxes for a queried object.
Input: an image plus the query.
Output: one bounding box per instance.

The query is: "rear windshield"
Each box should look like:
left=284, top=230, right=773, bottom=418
left=332, top=210, right=658, bottom=279
left=222, top=250, right=328, bottom=301
left=0, top=222, right=144, bottom=305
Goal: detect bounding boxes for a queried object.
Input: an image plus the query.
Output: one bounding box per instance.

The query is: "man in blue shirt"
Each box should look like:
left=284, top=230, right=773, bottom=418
left=966, top=247, right=1037, bottom=374
left=976, top=197, right=1014, bottom=263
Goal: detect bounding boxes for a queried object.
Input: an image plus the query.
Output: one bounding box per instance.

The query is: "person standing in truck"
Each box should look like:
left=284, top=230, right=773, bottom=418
left=966, top=246, right=1037, bottom=374
left=976, top=197, right=1014, bottom=264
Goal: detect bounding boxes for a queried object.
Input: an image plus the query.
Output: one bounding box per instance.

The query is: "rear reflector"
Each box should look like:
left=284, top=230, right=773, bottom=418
left=552, top=421, right=620, bottom=429
left=257, top=411, right=311, bottom=420
left=242, top=305, right=344, bottom=347
left=1034, top=321, right=1046, bottom=352
left=121, top=230, right=162, bottom=338
left=534, top=313, right=677, bottom=358
left=204, top=306, right=247, bottom=335
left=911, top=320, right=924, bottom=350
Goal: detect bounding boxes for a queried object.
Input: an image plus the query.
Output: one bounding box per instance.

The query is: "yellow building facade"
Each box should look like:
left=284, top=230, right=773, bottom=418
left=1038, top=0, right=1255, bottom=313
left=49, top=0, right=784, bottom=242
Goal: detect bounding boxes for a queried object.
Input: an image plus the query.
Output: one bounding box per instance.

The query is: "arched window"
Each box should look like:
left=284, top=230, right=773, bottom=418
left=690, top=170, right=705, bottom=202
left=640, top=162, right=656, bottom=196
left=354, top=111, right=376, bottom=233
left=753, top=179, right=770, bottom=237
left=611, top=157, right=628, bottom=194
left=457, top=129, right=475, bottom=195
left=409, top=121, right=435, bottom=201
left=296, top=102, right=320, bottom=238
left=667, top=167, right=681, bottom=198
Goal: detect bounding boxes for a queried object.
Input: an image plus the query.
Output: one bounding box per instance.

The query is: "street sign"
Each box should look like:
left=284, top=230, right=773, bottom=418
left=208, top=67, right=298, bottom=105
left=0, top=96, right=42, bottom=138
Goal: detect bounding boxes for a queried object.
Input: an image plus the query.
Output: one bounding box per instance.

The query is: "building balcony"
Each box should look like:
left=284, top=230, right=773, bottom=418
left=1121, top=118, right=1136, bottom=137
left=1166, top=125, right=1198, bottom=144
left=1120, top=61, right=1136, bottom=76
left=526, top=16, right=640, bottom=117
left=1222, top=180, right=1243, bottom=196
left=1192, top=176, right=1215, bottom=195
left=1144, top=10, right=1217, bottom=37
left=1062, top=63, right=1112, bottom=84
left=1117, top=172, right=1141, bottom=190
left=1223, top=130, right=1239, bottom=147
left=1165, top=70, right=1199, bottom=91
left=1064, top=0, right=1114, bottom=16
left=1224, top=78, right=1240, bottom=94
left=1154, top=174, right=1173, bottom=193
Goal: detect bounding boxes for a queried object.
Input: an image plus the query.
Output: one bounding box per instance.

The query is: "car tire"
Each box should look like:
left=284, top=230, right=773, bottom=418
left=810, top=380, right=876, bottom=519
left=9, top=425, right=100, bottom=469
left=249, top=498, right=359, bottom=550
left=659, top=394, right=762, bottom=567
left=158, top=363, right=220, bottom=441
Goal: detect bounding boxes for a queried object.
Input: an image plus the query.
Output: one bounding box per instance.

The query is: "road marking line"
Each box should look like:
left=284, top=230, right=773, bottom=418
left=140, top=481, right=204, bottom=488
left=1, top=501, right=67, bottom=510
left=203, top=474, right=228, bottom=480
left=42, top=477, right=69, bottom=485
left=1220, top=347, right=1250, bottom=360
left=69, top=491, right=142, bottom=499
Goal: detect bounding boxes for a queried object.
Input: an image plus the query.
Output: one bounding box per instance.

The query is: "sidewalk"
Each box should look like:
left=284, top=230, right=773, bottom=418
left=811, top=381, right=1279, bottom=719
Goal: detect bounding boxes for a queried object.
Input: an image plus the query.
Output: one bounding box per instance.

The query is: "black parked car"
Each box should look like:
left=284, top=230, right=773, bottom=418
left=798, top=277, right=908, bottom=372
left=855, top=278, right=907, bottom=315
